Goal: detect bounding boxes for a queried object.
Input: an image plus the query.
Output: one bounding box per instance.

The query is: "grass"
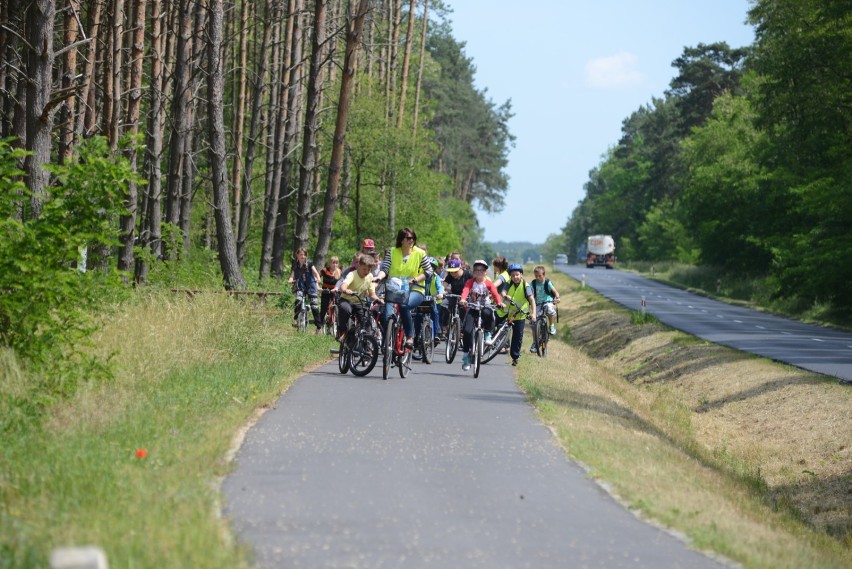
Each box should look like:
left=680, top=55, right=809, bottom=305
left=0, top=290, right=333, bottom=568
left=515, top=269, right=852, bottom=568
left=2, top=273, right=850, bottom=568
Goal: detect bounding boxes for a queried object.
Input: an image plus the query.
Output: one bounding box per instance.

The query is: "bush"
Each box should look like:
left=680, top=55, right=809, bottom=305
left=0, top=137, right=139, bottom=421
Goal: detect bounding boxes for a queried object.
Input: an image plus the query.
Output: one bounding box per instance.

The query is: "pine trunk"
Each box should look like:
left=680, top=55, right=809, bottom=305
left=230, top=0, right=250, bottom=233
left=118, top=0, right=147, bottom=273
left=206, top=0, right=246, bottom=290
left=313, top=0, right=371, bottom=268
left=239, top=0, right=275, bottom=267
left=293, top=0, right=327, bottom=253
left=271, top=0, right=305, bottom=278
left=24, top=0, right=56, bottom=219
left=396, top=0, right=415, bottom=128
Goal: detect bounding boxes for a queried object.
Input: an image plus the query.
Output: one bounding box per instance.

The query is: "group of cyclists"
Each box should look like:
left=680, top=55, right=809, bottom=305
left=287, top=227, right=561, bottom=373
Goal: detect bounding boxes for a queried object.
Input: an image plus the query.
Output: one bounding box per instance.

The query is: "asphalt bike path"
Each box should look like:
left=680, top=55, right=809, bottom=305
left=223, top=354, right=727, bottom=568
left=558, top=265, right=852, bottom=383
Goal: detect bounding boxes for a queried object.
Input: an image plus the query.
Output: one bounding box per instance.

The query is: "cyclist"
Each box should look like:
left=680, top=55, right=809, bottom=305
left=440, top=258, right=472, bottom=338
left=338, top=253, right=383, bottom=340
left=375, top=227, right=433, bottom=348
left=459, top=259, right=504, bottom=371
left=499, top=264, right=536, bottom=366
left=530, top=265, right=561, bottom=352
left=415, top=256, right=445, bottom=345
left=492, top=256, right=510, bottom=294
left=287, top=247, right=322, bottom=334
left=319, top=256, right=341, bottom=332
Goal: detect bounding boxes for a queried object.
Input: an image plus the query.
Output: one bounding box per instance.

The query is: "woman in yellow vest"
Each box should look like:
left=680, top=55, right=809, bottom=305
left=375, top=227, right=434, bottom=347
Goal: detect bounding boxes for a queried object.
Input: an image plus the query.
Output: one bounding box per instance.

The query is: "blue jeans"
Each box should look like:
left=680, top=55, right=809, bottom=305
left=384, top=291, right=424, bottom=338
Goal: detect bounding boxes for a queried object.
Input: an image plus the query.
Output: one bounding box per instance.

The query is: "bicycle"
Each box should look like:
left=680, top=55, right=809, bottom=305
left=337, top=294, right=380, bottom=377
left=412, top=294, right=435, bottom=364
left=292, top=285, right=310, bottom=333
left=530, top=305, right=551, bottom=358
left=442, top=293, right=462, bottom=364
left=320, top=289, right=339, bottom=337
left=381, top=285, right=413, bottom=380
left=462, top=300, right=493, bottom=378
left=481, top=297, right=530, bottom=365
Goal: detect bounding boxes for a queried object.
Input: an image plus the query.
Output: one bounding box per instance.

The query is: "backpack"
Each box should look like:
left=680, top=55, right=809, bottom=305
left=531, top=278, right=554, bottom=300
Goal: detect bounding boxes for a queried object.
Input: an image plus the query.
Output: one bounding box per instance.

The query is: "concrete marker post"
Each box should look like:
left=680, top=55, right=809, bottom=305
left=50, top=546, right=108, bottom=569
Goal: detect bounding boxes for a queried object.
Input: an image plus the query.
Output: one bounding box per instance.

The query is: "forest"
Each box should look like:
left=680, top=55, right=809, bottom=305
left=558, top=1, right=851, bottom=316
left=0, top=0, right=513, bottom=378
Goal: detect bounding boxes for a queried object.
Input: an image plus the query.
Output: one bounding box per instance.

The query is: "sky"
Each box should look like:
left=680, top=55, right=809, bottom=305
left=443, top=1, right=757, bottom=244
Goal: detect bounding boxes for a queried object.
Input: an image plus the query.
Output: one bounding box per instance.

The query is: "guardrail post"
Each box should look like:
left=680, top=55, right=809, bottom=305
left=640, top=296, right=646, bottom=315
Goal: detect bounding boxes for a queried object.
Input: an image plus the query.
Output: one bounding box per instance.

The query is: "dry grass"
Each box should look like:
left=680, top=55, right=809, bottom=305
left=516, top=269, right=852, bottom=567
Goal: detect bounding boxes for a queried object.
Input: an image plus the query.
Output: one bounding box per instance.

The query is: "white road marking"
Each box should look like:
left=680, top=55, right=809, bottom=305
left=756, top=325, right=766, bottom=330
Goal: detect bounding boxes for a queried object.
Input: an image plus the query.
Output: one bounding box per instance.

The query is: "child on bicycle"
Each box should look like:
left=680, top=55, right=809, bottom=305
left=459, top=259, right=504, bottom=371
left=338, top=253, right=383, bottom=340
left=499, top=264, right=536, bottom=366
left=530, top=265, right=561, bottom=352
left=319, top=256, right=341, bottom=333
left=287, top=247, right=322, bottom=333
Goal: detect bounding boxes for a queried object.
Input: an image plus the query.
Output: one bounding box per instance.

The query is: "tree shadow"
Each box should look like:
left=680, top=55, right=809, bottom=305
left=694, top=374, right=827, bottom=413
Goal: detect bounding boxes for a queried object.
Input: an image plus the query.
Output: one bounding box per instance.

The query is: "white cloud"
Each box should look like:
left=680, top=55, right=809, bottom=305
left=584, top=52, right=645, bottom=89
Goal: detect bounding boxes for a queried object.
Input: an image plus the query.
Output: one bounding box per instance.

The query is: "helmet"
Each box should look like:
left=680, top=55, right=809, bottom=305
left=508, top=263, right=523, bottom=273
left=427, top=256, right=440, bottom=268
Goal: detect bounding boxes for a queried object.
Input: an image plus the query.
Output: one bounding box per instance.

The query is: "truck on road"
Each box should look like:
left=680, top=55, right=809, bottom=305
left=586, top=235, right=615, bottom=269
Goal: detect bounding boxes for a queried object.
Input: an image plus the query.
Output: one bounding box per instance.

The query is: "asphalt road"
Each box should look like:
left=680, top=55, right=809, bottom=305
left=223, top=356, right=727, bottom=568
left=557, top=265, right=852, bottom=384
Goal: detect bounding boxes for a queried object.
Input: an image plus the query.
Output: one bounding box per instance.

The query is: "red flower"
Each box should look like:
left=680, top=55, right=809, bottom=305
left=135, top=448, right=148, bottom=459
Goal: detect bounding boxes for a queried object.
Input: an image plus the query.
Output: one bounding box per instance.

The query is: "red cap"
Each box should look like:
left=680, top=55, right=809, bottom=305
left=361, top=238, right=375, bottom=249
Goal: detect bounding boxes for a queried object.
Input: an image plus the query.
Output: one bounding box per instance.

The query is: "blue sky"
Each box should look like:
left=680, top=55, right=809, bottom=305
left=443, top=1, right=757, bottom=244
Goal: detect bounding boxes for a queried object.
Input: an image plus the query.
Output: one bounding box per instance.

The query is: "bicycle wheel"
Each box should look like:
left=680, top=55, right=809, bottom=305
left=324, top=305, right=338, bottom=337
left=338, top=337, right=351, bottom=374
left=481, top=324, right=508, bottom=365
left=472, top=329, right=483, bottom=378
left=398, top=336, right=412, bottom=378
left=421, top=319, right=434, bottom=364
left=382, top=319, right=394, bottom=380
left=445, top=317, right=460, bottom=364
left=536, top=319, right=548, bottom=358
left=297, top=302, right=309, bottom=333
left=350, top=333, right=378, bottom=376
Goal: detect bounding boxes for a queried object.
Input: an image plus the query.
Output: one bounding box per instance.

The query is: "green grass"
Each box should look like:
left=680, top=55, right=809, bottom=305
left=0, top=291, right=332, bottom=568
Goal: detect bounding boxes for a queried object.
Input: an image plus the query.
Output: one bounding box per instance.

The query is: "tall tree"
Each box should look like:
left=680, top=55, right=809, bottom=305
left=206, top=0, right=245, bottom=289
left=118, top=0, right=148, bottom=273
left=314, top=0, right=371, bottom=267
left=24, top=0, right=56, bottom=218
left=293, top=0, right=327, bottom=252
left=666, top=42, right=749, bottom=133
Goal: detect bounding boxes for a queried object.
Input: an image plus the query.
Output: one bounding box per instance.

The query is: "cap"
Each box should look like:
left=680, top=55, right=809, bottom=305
left=445, top=259, right=462, bottom=272
left=508, top=263, right=523, bottom=273
left=361, top=238, right=375, bottom=249
left=473, top=259, right=488, bottom=269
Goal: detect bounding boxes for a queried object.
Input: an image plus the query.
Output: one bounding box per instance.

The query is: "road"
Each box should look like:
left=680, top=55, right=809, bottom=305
left=223, top=357, right=726, bottom=568
left=557, top=265, right=852, bottom=384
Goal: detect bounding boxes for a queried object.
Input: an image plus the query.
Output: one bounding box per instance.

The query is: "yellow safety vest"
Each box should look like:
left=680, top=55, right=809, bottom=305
left=501, top=279, right=530, bottom=320
left=389, top=246, right=426, bottom=278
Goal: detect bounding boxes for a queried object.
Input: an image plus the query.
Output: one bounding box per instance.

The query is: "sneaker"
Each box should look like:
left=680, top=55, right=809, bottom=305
left=512, top=358, right=518, bottom=366
left=484, top=332, right=493, bottom=346
left=529, top=344, right=537, bottom=354
left=462, top=353, right=471, bottom=371
left=549, top=324, right=557, bottom=335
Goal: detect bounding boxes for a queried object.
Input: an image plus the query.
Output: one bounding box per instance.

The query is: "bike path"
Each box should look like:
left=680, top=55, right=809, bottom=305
left=222, top=355, right=727, bottom=568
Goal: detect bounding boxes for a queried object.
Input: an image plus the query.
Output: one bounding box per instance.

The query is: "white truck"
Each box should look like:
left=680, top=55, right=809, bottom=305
left=586, top=235, right=615, bottom=269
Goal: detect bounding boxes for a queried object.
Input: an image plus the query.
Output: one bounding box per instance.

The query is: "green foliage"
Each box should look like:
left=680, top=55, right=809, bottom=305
left=0, top=137, right=137, bottom=417
left=423, top=23, right=515, bottom=212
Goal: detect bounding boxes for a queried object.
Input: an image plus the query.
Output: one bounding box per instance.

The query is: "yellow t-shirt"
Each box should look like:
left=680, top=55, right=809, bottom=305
left=341, top=271, right=375, bottom=302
